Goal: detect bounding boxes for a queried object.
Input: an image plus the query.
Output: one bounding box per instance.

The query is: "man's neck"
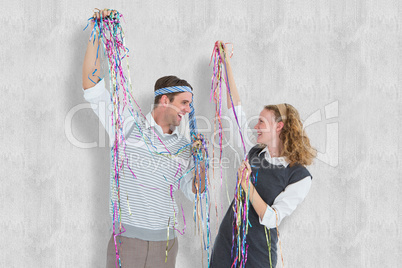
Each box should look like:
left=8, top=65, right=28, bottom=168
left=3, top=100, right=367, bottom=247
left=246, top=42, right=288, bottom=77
left=152, top=109, right=173, bottom=134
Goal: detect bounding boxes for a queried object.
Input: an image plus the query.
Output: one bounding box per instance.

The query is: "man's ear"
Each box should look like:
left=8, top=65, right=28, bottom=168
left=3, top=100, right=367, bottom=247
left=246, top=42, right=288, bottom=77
left=160, top=95, right=169, bottom=106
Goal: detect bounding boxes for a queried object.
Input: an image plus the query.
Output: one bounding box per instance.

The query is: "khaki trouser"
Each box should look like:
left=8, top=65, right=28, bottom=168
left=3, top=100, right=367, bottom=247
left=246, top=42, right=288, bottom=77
left=106, top=235, right=178, bottom=268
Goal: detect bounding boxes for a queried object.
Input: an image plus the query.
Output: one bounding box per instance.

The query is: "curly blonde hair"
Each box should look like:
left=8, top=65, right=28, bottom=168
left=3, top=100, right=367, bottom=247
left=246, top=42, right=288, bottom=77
left=264, top=104, right=316, bottom=167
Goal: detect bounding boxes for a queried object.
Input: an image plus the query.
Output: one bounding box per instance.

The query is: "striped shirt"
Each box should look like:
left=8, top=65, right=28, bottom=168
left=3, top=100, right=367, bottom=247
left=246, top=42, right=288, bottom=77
left=83, top=79, right=195, bottom=241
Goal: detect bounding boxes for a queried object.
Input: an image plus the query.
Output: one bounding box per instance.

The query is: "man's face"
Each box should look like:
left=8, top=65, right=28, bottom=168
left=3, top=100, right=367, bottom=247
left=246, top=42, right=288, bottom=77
left=166, top=92, right=193, bottom=127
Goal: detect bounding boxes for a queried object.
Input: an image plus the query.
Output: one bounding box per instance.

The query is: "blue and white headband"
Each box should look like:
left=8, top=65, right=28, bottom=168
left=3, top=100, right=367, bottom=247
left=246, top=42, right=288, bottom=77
left=154, top=86, right=193, bottom=97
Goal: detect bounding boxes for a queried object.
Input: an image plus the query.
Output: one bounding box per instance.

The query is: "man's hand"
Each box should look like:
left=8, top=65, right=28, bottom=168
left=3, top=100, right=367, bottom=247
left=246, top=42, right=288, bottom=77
left=192, top=134, right=208, bottom=194
left=93, top=8, right=116, bottom=20
left=192, top=134, right=207, bottom=160
left=82, top=8, right=117, bottom=90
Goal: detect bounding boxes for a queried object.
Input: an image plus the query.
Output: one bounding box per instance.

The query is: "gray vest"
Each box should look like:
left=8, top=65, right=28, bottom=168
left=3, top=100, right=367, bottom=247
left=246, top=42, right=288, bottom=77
left=211, top=145, right=312, bottom=268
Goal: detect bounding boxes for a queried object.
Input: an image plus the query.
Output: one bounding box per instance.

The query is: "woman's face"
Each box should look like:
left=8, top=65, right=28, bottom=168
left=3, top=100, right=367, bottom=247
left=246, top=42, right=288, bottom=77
left=254, top=109, right=279, bottom=145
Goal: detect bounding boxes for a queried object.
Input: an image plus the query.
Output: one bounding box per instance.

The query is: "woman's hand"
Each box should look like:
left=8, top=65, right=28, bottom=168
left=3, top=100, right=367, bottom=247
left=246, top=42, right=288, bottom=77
left=238, top=160, right=252, bottom=195
left=216, top=40, right=230, bottom=63
left=214, top=40, right=240, bottom=109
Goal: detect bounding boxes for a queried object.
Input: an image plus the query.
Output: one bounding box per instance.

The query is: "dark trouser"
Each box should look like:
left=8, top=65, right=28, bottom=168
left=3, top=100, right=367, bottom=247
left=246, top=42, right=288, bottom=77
left=106, top=235, right=178, bottom=268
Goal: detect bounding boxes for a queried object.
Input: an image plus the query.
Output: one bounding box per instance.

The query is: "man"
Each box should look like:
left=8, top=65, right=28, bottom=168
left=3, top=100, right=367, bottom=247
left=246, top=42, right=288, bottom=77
left=82, top=9, right=205, bottom=268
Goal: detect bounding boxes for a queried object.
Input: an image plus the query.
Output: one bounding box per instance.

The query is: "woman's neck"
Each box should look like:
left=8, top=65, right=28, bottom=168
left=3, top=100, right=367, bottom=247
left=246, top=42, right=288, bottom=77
left=267, top=142, right=283, bottom=158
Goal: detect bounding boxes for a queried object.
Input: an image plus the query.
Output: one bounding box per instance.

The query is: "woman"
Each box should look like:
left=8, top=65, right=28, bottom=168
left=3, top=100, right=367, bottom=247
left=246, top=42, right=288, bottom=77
left=210, top=42, right=316, bottom=268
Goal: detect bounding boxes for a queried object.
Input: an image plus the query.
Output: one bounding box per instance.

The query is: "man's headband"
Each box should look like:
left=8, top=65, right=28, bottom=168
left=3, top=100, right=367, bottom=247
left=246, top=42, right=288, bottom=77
left=276, top=103, right=287, bottom=123
left=154, top=86, right=193, bottom=97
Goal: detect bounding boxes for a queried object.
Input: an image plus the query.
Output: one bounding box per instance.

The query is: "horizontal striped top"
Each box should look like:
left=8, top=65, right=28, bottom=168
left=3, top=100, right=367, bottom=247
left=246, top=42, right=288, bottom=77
left=83, top=79, right=195, bottom=241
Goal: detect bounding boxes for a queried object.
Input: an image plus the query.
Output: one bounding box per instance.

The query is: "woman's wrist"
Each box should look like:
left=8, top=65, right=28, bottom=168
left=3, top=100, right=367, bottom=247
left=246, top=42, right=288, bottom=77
left=249, top=184, right=255, bottom=204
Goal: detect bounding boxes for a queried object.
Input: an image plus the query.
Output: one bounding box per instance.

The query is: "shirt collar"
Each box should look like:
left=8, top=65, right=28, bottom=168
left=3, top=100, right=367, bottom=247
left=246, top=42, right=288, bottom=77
left=144, top=112, right=180, bottom=137
left=258, top=146, right=289, bottom=167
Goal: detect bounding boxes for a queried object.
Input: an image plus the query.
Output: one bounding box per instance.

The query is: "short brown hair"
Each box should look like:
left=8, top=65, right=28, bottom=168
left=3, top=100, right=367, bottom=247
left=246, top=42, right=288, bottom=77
left=154, top=76, right=193, bottom=105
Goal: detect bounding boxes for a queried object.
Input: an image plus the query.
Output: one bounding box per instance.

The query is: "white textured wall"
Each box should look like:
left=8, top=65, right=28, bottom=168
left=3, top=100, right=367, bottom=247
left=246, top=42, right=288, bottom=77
left=1, top=0, right=401, bottom=267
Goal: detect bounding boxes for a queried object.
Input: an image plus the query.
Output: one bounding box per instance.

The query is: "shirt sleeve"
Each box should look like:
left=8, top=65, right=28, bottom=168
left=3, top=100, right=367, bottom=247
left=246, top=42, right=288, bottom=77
left=83, top=79, right=135, bottom=146
left=259, top=176, right=312, bottom=228
left=225, top=105, right=254, bottom=155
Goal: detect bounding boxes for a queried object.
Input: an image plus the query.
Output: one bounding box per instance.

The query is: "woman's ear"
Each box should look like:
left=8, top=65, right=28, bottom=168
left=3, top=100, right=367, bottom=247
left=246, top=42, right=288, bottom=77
left=276, top=121, right=284, bottom=132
